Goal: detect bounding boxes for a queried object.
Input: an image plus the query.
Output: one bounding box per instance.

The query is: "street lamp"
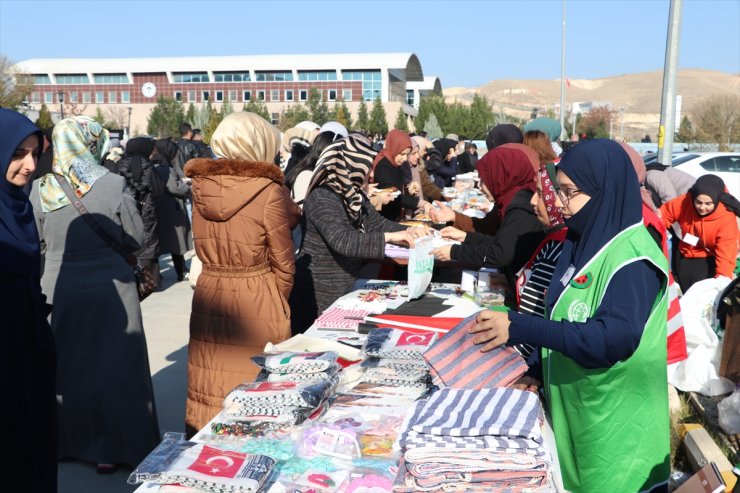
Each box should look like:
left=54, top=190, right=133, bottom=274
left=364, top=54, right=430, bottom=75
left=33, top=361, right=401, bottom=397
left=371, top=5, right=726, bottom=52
left=127, top=106, right=132, bottom=135
left=57, top=90, right=65, bottom=119
left=619, top=107, right=625, bottom=141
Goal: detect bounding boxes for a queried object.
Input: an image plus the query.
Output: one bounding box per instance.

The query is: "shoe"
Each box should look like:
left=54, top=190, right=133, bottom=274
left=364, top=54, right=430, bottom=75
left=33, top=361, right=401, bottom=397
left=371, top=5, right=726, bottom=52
left=176, top=274, right=184, bottom=282
left=96, top=463, right=117, bottom=474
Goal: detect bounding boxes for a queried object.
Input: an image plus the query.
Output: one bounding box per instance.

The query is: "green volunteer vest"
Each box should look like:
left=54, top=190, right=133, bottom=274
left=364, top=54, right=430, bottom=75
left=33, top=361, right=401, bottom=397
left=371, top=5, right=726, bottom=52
left=543, top=223, right=670, bottom=493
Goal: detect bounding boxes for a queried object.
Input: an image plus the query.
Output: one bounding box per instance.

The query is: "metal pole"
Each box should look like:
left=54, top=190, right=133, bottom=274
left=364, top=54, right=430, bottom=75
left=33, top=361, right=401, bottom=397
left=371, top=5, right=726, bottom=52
left=620, top=107, right=625, bottom=141
left=58, top=91, right=64, bottom=119
left=559, top=0, right=566, bottom=141
left=658, top=0, right=683, bottom=165
left=609, top=118, right=613, bottom=140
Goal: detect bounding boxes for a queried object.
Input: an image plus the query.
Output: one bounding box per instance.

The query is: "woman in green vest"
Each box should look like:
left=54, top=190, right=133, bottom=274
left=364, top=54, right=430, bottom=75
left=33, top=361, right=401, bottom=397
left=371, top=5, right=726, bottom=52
left=470, top=139, right=670, bottom=493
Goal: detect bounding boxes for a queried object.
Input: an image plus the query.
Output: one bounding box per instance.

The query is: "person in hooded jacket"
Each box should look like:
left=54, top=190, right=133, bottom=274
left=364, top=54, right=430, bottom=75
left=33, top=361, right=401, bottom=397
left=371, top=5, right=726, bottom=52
left=118, top=136, right=163, bottom=284
left=432, top=145, right=545, bottom=294
left=430, top=138, right=458, bottom=188
left=183, top=112, right=296, bottom=436
left=0, top=108, right=57, bottom=492
left=660, top=174, right=740, bottom=292
left=153, top=139, right=193, bottom=281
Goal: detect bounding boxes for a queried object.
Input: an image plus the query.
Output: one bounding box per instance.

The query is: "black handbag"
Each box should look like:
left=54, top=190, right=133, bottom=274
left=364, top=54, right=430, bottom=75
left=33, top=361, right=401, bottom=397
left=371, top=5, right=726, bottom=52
left=53, top=174, right=157, bottom=301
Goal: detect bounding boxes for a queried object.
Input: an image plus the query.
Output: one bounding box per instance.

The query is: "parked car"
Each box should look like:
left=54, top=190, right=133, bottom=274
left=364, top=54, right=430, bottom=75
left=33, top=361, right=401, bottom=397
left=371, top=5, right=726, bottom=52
left=673, top=152, right=740, bottom=200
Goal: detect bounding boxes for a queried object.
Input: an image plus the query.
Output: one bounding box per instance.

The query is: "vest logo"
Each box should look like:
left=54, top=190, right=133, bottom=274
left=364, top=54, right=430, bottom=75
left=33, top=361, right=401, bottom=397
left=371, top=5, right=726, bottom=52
left=567, top=299, right=590, bottom=323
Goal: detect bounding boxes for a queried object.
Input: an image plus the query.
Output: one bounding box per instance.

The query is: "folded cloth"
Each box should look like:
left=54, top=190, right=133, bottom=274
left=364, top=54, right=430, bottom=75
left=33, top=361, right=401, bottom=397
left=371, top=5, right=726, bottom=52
left=363, top=328, right=438, bottom=360
left=423, top=313, right=527, bottom=389
left=254, top=368, right=338, bottom=383
left=314, top=307, right=371, bottom=330
left=403, top=431, right=545, bottom=453
left=361, top=357, right=430, bottom=372
left=251, top=351, right=339, bottom=374
left=404, top=448, right=548, bottom=471
left=224, top=380, right=334, bottom=411
left=363, top=366, right=429, bottom=382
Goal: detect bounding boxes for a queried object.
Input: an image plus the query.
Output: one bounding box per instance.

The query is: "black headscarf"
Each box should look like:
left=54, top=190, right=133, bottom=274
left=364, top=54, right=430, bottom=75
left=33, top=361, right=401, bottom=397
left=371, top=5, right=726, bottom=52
left=689, top=174, right=740, bottom=217
left=123, top=137, right=156, bottom=184
left=432, top=138, right=457, bottom=161
left=486, top=124, right=523, bottom=150
left=0, top=109, right=43, bottom=277
left=154, top=139, right=179, bottom=166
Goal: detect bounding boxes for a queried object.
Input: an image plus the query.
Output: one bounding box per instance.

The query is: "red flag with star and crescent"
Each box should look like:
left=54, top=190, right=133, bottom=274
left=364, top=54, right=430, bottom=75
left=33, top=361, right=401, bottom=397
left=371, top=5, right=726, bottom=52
left=188, top=445, right=246, bottom=478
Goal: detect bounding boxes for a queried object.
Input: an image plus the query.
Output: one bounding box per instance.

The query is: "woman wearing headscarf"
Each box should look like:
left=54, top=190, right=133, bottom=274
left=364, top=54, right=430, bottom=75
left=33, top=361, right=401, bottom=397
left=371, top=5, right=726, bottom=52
left=485, top=123, right=523, bottom=151
left=471, top=139, right=671, bottom=493
left=432, top=146, right=545, bottom=293
left=183, top=112, right=296, bottom=436
left=118, top=136, right=163, bottom=284
left=372, top=129, right=429, bottom=221
left=1, top=109, right=57, bottom=492
left=659, top=174, right=740, bottom=292
left=289, top=135, right=424, bottom=334
left=280, top=125, right=316, bottom=177
left=29, top=116, right=159, bottom=473
left=411, top=135, right=443, bottom=202
left=153, top=139, right=192, bottom=281
left=429, top=137, right=458, bottom=188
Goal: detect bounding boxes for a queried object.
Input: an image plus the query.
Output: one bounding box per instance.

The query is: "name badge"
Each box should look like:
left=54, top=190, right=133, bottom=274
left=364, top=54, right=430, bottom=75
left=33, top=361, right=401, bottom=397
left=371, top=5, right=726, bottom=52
left=682, top=233, right=699, bottom=247
left=561, top=265, right=576, bottom=286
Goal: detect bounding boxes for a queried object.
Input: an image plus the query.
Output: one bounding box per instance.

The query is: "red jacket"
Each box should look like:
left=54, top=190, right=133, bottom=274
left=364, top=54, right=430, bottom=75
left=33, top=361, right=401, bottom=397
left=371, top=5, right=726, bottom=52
left=660, top=193, right=739, bottom=278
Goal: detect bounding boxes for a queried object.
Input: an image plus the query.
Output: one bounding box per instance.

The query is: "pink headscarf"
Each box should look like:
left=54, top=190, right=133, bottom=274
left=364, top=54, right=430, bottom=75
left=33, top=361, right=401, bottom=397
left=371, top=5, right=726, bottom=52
left=371, top=129, right=412, bottom=177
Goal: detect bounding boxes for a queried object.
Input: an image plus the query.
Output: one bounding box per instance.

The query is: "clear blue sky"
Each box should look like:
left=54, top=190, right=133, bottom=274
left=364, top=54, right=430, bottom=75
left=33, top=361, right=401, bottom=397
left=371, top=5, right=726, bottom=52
left=0, top=0, right=737, bottom=88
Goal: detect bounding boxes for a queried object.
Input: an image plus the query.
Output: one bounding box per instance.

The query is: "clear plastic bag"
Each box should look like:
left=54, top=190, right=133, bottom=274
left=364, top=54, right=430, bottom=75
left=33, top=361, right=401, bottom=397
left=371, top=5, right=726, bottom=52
left=718, top=386, right=740, bottom=435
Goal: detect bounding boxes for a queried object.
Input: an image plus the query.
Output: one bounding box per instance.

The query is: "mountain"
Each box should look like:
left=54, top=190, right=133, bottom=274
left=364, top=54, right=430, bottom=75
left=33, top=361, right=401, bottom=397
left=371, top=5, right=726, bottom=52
left=444, top=69, right=740, bottom=139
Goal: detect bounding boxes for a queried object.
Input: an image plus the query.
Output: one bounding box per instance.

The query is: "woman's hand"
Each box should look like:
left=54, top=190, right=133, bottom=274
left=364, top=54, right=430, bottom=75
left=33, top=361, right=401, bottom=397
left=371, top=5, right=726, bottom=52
left=469, top=310, right=511, bottom=352
left=431, top=245, right=452, bottom=261
left=430, top=201, right=455, bottom=223
left=511, top=376, right=541, bottom=393
left=384, top=230, right=420, bottom=247
left=407, top=182, right=421, bottom=195
left=439, top=226, right=466, bottom=242
left=408, top=226, right=433, bottom=239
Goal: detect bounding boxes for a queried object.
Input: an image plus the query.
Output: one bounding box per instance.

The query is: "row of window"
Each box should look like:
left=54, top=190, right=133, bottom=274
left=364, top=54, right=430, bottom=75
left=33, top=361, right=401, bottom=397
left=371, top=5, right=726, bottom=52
left=32, top=91, right=131, bottom=104
left=35, top=74, right=130, bottom=84
left=173, top=88, right=352, bottom=103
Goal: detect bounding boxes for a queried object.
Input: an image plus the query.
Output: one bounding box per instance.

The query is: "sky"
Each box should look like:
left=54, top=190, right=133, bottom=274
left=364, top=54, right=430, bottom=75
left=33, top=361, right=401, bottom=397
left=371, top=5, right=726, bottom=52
left=0, top=0, right=738, bottom=88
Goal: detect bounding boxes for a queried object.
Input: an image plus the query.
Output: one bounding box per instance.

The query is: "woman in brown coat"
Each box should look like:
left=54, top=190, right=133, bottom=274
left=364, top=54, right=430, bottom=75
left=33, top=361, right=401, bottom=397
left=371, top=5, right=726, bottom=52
left=184, top=112, right=295, bottom=436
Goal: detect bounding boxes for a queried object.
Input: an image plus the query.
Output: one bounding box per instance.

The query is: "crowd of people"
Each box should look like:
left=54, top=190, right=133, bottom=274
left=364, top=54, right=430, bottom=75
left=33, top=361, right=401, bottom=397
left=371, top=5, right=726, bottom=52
left=2, top=105, right=739, bottom=493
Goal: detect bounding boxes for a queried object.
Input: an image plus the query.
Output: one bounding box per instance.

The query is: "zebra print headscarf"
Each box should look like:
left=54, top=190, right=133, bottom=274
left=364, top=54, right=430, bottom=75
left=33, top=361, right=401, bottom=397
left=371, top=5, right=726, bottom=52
left=307, top=135, right=376, bottom=231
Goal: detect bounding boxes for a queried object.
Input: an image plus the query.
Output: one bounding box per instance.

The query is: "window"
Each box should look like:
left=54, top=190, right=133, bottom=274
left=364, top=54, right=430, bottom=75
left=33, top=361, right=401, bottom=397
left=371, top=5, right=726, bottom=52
left=34, top=75, right=52, bottom=85
left=55, top=74, right=90, bottom=84
left=342, top=70, right=382, bottom=101
left=214, top=71, right=251, bottom=82
left=173, top=72, right=209, bottom=83
left=271, top=113, right=280, bottom=125
left=257, top=90, right=265, bottom=101
left=299, top=90, right=308, bottom=102
left=174, top=91, right=183, bottom=102
left=229, top=90, right=238, bottom=102
left=255, top=71, right=293, bottom=82
left=188, top=90, right=196, bottom=102
left=342, top=89, right=352, bottom=101
left=243, top=90, right=252, bottom=102
left=284, top=90, right=294, bottom=101
left=121, top=91, right=130, bottom=103
left=108, top=92, right=117, bottom=103
left=406, top=89, right=415, bottom=106
left=93, top=74, right=129, bottom=84
left=95, top=92, right=104, bottom=103
left=215, top=90, right=224, bottom=102
left=69, top=92, right=78, bottom=103
left=271, top=89, right=280, bottom=101
left=82, top=92, right=91, bottom=103
left=327, top=89, right=337, bottom=101
left=31, top=92, right=40, bottom=103
left=297, top=70, right=338, bottom=81
left=202, top=91, right=210, bottom=102
left=44, top=92, right=53, bottom=103
left=713, top=156, right=740, bottom=172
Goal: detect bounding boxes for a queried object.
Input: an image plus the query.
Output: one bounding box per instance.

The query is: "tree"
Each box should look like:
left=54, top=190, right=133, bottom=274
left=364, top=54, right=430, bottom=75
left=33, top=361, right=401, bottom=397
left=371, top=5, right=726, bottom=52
left=193, top=103, right=211, bottom=130
left=220, top=95, right=233, bottom=118
left=203, top=100, right=222, bottom=144
left=393, top=107, right=409, bottom=131
left=185, top=103, right=196, bottom=126
left=146, top=96, right=185, bottom=138
left=692, top=94, right=740, bottom=151
left=243, top=96, right=270, bottom=121
left=467, top=94, right=496, bottom=140
left=674, top=115, right=694, bottom=143
left=307, top=88, right=329, bottom=126
left=423, top=113, right=443, bottom=140
left=368, top=96, right=388, bottom=137
left=445, top=100, right=468, bottom=137
left=35, top=104, right=53, bottom=131
left=0, top=55, right=33, bottom=109
left=578, top=106, right=617, bottom=139
left=333, top=99, right=352, bottom=129
left=105, top=107, right=128, bottom=129
left=415, top=94, right=448, bottom=135
left=92, top=107, right=108, bottom=127
left=279, top=104, right=311, bottom=131
left=356, top=99, right=370, bottom=132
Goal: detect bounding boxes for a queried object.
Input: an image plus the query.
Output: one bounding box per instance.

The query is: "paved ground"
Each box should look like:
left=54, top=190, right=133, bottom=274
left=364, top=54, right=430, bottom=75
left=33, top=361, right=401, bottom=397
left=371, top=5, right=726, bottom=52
left=58, top=255, right=193, bottom=493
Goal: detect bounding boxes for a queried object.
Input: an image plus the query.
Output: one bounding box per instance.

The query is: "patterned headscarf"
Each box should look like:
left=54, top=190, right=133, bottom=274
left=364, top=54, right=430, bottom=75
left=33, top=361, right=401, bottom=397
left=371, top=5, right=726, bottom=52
left=281, top=126, right=317, bottom=154
left=307, top=135, right=377, bottom=231
left=39, top=116, right=110, bottom=212
left=540, top=163, right=563, bottom=227
left=211, top=112, right=280, bottom=163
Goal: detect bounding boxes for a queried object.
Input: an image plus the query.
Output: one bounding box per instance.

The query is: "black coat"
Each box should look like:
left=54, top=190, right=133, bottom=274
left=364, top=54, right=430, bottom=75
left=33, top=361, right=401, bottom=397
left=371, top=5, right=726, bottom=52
left=373, top=157, right=421, bottom=221
left=118, top=156, right=163, bottom=261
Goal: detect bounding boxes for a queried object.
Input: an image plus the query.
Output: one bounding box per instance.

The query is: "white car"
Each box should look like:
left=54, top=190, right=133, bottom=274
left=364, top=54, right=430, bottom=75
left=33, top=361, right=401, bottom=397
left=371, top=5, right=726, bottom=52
left=672, top=152, right=740, bottom=200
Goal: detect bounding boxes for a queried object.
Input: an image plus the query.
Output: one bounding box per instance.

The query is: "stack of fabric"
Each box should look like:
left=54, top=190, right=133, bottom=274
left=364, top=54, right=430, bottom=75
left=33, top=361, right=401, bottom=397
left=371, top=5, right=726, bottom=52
left=360, top=328, right=438, bottom=388
left=394, top=387, right=551, bottom=492
left=251, top=351, right=340, bottom=383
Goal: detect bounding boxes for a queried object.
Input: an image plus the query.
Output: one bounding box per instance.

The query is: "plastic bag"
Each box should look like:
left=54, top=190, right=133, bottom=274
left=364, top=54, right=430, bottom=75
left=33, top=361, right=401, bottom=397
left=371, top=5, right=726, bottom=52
left=718, top=386, right=740, bottom=435
left=407, top=236, right=434, bottom=300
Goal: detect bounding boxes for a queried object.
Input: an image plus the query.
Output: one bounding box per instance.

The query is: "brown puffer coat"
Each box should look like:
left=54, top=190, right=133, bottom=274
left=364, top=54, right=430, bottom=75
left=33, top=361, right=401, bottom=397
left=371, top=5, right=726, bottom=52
left=184, top=158, right=295, bottom=436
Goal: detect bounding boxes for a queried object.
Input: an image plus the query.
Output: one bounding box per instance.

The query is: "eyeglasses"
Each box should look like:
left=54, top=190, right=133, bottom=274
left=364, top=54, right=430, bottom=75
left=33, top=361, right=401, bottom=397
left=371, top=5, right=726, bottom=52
left=556, top=187, right=583, bottom=205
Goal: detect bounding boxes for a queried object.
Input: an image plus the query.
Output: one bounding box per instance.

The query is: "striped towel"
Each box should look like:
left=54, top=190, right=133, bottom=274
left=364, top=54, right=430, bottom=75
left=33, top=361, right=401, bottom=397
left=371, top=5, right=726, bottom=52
left=423, top=314, right=527, bottom=389
left=314, top=308, right=370, bottom=330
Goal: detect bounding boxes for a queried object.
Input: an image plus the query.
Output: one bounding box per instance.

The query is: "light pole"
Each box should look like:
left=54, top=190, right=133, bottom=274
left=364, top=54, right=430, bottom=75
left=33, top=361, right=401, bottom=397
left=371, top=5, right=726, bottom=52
left=57, top=90, right=65, bottom=120
left=619, top=107, right=625, bottom=141
left=127, top=106, right=133, bottom=136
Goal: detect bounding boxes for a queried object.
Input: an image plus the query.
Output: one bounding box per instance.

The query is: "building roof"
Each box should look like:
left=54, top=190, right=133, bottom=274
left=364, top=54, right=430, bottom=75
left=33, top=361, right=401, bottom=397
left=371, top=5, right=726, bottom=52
left=407, top=76, right=443, bottom=93
left=16, top=53, right=425, bottom=81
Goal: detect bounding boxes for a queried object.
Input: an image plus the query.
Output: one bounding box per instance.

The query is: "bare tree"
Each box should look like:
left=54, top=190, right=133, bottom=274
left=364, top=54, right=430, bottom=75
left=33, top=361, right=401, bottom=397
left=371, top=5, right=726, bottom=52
left=0, top=55, right=33, bottom=109
left=691, top=95, right=740, bottom=151
left=106, top=106, right=129, bottom=129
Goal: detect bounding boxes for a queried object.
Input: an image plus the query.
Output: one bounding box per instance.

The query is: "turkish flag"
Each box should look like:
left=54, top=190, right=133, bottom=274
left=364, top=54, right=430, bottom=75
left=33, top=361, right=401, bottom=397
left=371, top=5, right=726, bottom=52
left=187, top=445, right=246, bottom=478
left=566, top=78, right=571, bottom=88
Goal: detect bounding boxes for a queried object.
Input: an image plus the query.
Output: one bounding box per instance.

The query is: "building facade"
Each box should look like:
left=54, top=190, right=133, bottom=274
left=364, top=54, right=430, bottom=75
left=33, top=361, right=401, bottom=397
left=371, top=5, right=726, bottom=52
left=16, top=53, right=441, bottom=135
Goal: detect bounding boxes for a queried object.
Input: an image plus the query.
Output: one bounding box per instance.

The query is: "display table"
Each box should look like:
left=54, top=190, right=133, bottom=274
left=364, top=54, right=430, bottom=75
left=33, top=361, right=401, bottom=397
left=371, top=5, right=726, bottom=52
left=134, top=280, right=564, bottom=492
